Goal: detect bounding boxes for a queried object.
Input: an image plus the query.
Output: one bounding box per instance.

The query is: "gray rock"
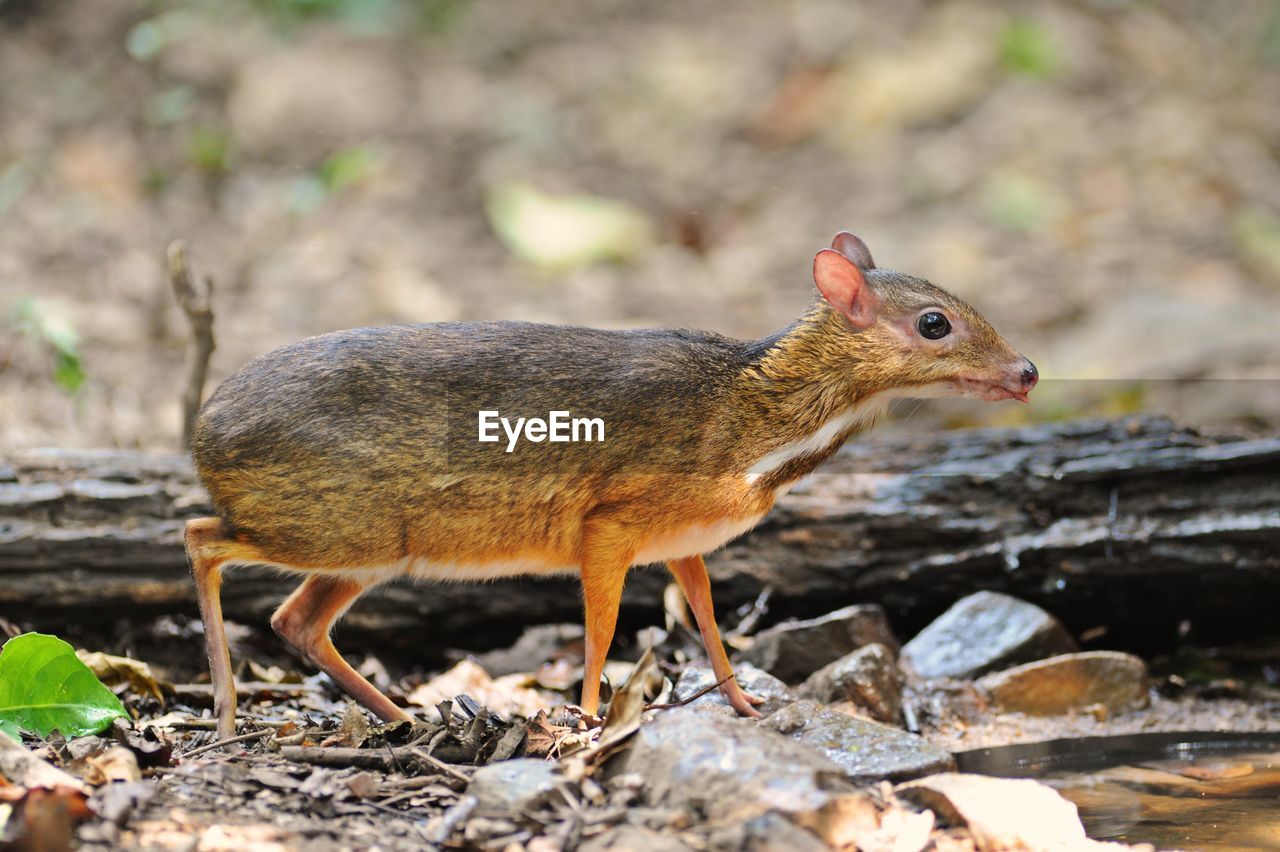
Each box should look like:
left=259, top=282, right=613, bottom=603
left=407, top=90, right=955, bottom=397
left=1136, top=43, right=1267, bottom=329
left=763, top=700, right=954, bottom=784
left=467, top=758, right=564, bottom=817
left=901, top=592, right=1077, bottom=680
left=615, top=708, right=876, bottom=846
left=672, top=662, right=795, bottom=716
left=580, top=826, right=694, bottom=852
left=903, top=678, right=988, bottom=726
left=707, top=813, right=831, bottom=852
left=63, top=736, right=113, bottom=762
left=471, top=623, right=583, bottom=677
left=976, top=651, right=1150, bottom=717
left=799, top=643, right=903, bottom=724
left=739, top=605, right=899, bottom=684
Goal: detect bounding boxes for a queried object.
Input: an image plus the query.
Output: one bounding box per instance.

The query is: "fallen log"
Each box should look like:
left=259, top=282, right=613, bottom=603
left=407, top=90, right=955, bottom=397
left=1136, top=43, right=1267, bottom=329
left=1, top=416, right=1277, bottom=654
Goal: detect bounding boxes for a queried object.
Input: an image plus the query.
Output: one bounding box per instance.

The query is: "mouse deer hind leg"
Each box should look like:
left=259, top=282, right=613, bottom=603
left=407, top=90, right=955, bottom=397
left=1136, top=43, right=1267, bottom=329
left=270, top=573, right=413, bottom=725
left=578, top=520, right=635, bottom=716
left=668, top=554, right=764, bottom=717
left=184, top=517, right=242, bottom=740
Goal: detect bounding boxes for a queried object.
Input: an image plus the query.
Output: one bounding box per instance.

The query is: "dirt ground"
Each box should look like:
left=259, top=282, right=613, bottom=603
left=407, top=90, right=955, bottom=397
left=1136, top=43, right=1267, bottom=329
left=4, top=0, right=1280, bottom=452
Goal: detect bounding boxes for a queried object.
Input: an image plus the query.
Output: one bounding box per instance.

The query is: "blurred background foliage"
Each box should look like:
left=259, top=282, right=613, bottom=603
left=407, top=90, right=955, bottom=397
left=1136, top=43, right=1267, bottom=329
left=1, top=0, right=1279, bottom=449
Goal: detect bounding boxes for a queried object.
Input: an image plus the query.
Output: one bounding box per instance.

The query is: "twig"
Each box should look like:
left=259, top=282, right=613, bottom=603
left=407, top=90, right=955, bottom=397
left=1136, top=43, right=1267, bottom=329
left=644, top=673, right=733, bottom=712
left=384, top=739, right=404, bottom=774
left=429, top=796, right=476, bottom=844
left=379, top=775, right=453, bottom=793
left=171, top=681, right=318, bottom=705
left=727, top=587, right=773, bottom=639
left=182, top=728, right=273, bottom=759
left=420, top=726, right=448, bottom=756
left=365, top=798, right=421, bottom=818
left=406, top=724, right=445, bottom=749
left=279, top=745, right=471, bottom=785
left=154, top=717, right=295, bottom=731
left=377, top=790, right=434, bottom=810
left=409, top=748, right=472, bottom=784
left=281, top=746, right=404, bottom=772
left=166, top=240, right=215, bottom=449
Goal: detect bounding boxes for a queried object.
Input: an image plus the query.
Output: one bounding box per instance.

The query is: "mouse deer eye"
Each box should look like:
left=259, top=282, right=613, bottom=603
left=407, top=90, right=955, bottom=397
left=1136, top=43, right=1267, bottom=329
left=916, top=311, right=951, bottom=340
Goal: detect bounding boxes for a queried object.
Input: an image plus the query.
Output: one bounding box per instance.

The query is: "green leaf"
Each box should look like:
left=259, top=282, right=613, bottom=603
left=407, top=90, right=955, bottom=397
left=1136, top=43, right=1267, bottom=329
left=980, top=171, right=1063, bottom=233
left=187, top=126, right=233, bottom=175
left=0, top=633, right=128, bottom=739
left=485, top=182, right=653, bottom=271
left=11, top=299, right=87, bottom=396
left=319, top=146, right=379, bottom=193
left=52, top=350, right=86, bottom=393
left=999, top=17, right=1062, bottom=80
left=1233, top=207, right=1280, bottom=282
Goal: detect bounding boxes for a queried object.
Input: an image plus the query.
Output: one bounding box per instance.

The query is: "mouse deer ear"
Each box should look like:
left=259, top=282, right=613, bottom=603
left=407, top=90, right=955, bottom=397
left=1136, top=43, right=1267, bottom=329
left=831, top=232, right=875, bottom=269
left=814, top=248, right=877, bottom=330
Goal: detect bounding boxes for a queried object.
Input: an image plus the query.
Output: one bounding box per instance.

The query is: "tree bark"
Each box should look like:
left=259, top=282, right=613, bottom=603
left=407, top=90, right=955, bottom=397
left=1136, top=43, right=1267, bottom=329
left=2, top=416, right=1277, bottom=654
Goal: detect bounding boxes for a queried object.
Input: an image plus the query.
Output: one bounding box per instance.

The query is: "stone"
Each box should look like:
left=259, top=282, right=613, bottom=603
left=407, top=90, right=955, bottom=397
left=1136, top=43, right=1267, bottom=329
left=800, top=643, right=903, bottom=723
left=976, top=651, right=1150, bottom=716
left=471, top=623, right=583, bottom=677
left=580, top=826, right=694, bottom=852
left=614, top=708, right=877, bottom=846
left=739, top=604, right=899, bottom=684
left=467, top=758, right=564, bottom=817
left=903, top=679, right=988, bottom=727
left=672, top=662, right=795, bottom=716
left=901, top=592, right=1077, bottom=680
left=763, top=701, right=954, bottom=784
left=897, top=773, right=1093, bottom=851
left=706, top=813, right=830, bottom=852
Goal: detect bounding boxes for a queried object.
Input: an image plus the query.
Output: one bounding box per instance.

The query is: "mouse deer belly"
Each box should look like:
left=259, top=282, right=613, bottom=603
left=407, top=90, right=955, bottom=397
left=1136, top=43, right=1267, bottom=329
left=631, top=511, right=769, bottom=565
left=404, top=556, right=578, bottom=581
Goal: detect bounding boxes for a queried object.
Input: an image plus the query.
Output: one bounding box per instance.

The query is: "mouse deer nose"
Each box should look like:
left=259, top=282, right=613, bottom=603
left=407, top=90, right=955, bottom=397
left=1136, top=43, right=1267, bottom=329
left=1021, top=360, right=1039, bottom=390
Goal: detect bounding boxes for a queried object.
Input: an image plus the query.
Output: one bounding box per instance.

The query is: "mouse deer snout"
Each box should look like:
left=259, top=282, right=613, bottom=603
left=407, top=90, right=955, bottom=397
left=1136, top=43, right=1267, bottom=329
left=1020, top=359, right=1039, bottom=391
left=996, top=356, right=1038, bottom=403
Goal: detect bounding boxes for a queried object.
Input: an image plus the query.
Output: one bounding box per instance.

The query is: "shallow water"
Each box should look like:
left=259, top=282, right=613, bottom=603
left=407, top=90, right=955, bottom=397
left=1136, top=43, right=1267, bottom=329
left=957, top=732, right=1280, bottom=850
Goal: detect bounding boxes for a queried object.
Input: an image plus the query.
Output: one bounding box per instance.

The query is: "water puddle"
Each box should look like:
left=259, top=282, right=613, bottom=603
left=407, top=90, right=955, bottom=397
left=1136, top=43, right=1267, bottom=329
left=957, top=732, right=1280, bottom=850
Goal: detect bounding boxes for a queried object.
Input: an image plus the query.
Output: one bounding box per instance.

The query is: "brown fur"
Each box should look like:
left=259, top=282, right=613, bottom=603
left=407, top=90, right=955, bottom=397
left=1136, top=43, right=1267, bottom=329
left=185, top=236, right=1034, bottom=736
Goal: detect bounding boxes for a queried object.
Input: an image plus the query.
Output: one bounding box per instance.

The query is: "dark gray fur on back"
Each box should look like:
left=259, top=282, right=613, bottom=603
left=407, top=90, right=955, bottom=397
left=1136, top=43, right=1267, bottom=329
left=192, top=321, right=756, bottom=482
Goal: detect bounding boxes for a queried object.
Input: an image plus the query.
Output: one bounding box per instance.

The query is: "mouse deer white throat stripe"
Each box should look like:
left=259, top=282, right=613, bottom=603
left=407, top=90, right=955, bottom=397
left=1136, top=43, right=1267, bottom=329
left=744, top=394, right=893, bottom=483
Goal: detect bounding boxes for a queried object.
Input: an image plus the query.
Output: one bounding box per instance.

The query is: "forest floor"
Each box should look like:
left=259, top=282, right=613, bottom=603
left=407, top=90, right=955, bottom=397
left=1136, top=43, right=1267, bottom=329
left=5, top=606, right=1280, bottom=850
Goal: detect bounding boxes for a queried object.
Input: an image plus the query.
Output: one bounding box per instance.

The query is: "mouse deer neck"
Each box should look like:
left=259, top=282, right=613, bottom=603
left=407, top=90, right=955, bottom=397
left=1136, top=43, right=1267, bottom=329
left=729, top=302, right=891, bottom=482
left=744, top=302, right=886, bottom=419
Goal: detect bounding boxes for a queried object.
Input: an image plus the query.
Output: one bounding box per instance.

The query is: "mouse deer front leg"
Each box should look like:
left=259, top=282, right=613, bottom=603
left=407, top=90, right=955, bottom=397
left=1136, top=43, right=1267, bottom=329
left=668, top=554, right=764, bottom=717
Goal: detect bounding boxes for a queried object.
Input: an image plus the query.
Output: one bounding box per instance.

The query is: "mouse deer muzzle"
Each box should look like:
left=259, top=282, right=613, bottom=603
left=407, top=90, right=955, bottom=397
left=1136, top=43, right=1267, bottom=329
left=952, top=354, right=1038, bottom=403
